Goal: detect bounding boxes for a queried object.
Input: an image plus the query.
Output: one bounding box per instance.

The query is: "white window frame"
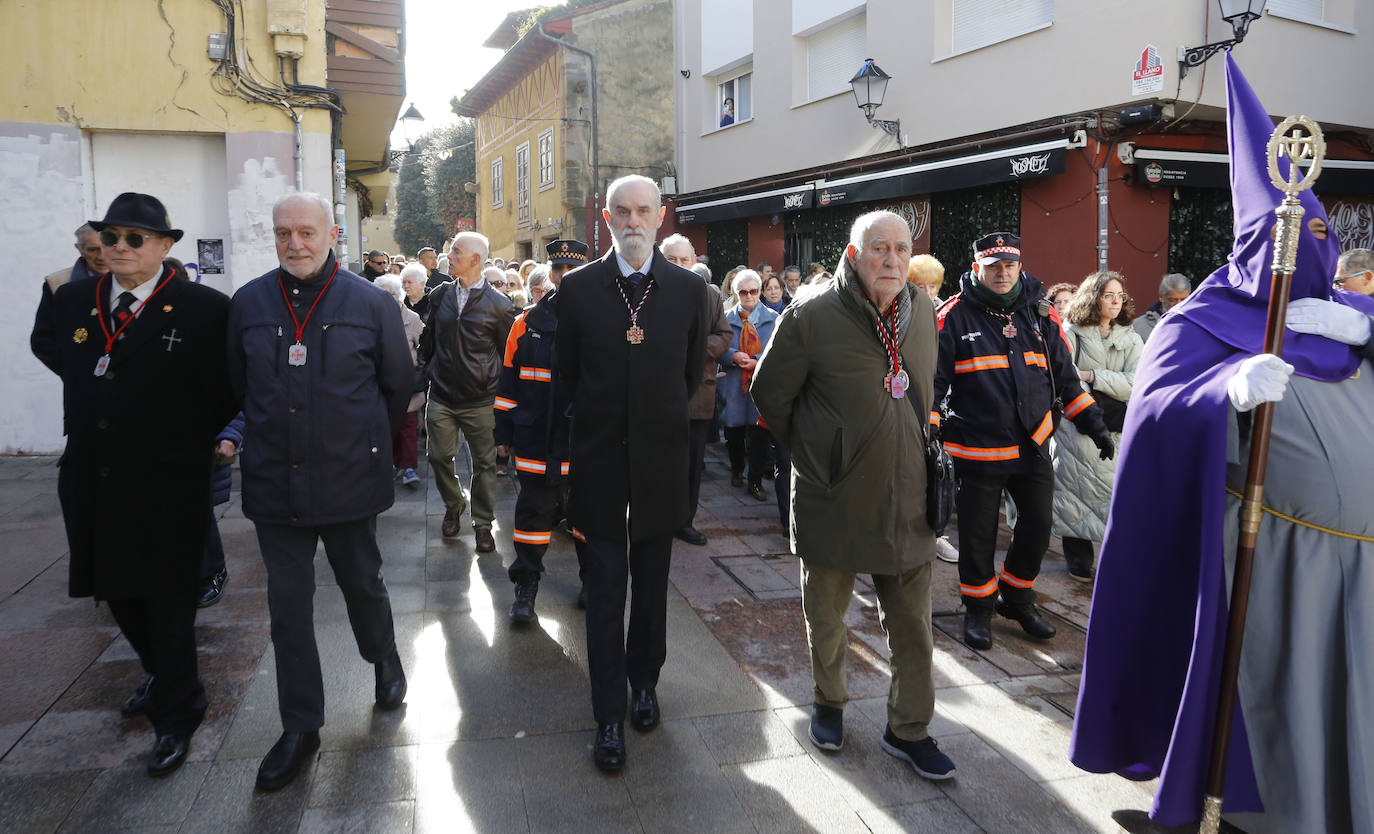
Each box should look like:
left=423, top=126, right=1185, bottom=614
left=490, top=157, right=504, bottom=209
left=537, top=129, right=555, bottom=191
left=803, top=12, right=867, bottom=104
left=515, top=141, right=531, bottom=228
left=711, top=64, right=753, bottom=133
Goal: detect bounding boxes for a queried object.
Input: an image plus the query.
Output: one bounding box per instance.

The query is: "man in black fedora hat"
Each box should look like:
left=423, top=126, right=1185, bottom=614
left=495, top=238, right=589, bottom=623
left=31, top=192, right=237, bottom=776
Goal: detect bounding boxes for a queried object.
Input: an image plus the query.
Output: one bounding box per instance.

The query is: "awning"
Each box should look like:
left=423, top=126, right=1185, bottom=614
left=1134, top=148, right=1374, bottom=192
left=674, top=183, right=815, bottom=224
left=675, top=137, right=1071, bottom=224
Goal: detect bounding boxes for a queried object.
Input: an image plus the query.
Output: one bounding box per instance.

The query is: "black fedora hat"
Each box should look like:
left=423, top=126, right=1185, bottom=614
left=89, top=192, right=184, bottom=242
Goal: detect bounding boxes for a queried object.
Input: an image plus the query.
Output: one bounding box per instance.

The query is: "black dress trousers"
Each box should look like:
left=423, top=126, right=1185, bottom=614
left=106, top=593, right=206, bottom=736
left=581, top=526, right=673, bottom=725
left=954, top=456, right=1055, bottom=609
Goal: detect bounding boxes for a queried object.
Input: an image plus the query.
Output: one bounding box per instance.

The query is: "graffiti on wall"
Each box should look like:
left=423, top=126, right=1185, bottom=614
left=227, top=155, right=289, bottom=289
left=1327, top=200, right=1374, bottom=251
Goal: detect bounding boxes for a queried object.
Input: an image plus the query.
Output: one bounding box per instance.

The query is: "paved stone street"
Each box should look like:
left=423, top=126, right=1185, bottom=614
left=0, top=442, right=1186, bottom=833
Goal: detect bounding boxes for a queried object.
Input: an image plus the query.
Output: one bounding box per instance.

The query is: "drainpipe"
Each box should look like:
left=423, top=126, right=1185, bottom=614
left=1096, top=141, right=1109, bottom=271
left=287, top=104, right=304, bottom=191
left=537, top=24, right=599, bottom=254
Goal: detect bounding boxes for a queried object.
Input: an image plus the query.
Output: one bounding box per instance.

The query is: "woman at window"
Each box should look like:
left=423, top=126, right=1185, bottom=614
left=720, top=97, right=735, bottom=127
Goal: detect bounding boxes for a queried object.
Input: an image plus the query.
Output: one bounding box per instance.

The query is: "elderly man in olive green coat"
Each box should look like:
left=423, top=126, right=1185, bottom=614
left=751, top=210, right=955, bottom=780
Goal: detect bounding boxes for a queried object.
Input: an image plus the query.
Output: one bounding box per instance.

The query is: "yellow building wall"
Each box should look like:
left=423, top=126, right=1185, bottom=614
left=3, top=0, right=330, bottom=137
left=475, top=52, right=564, bottom=262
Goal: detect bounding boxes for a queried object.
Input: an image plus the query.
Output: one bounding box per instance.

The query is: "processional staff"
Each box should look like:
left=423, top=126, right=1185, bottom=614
left=1198, top=114, right=1327, bottom=834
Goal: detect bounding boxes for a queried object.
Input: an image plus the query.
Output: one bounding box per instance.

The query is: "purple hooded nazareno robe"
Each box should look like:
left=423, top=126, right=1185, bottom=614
left=1068, top=54, right=1374, bottom=826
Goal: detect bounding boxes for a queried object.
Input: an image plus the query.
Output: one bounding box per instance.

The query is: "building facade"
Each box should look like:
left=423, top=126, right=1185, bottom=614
left=458, top=0, right=676, bottom=262
left=671, top=0, right=1374, bottom=295
left=3, top=0, right=406, bottom=452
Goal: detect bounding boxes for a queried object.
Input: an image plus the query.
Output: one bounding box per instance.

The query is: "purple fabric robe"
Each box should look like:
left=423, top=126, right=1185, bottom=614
left=1069, top=54, right=1372, bottom=825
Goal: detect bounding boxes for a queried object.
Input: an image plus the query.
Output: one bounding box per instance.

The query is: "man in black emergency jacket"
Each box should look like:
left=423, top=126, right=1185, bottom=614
left=933, top=232, right=1114, bottom=650
left=495, top=239, right=589, bottom=622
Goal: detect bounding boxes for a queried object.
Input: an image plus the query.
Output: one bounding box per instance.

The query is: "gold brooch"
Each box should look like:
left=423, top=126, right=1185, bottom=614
left=163, top=304, right=173, bottom=312
left=73, top=328, right=88, bottom=344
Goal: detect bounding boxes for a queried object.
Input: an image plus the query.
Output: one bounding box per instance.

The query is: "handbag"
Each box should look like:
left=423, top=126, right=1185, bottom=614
left=1073, top=335, right=1127, bottom=432
left=924, top=427, right=956, bottom=535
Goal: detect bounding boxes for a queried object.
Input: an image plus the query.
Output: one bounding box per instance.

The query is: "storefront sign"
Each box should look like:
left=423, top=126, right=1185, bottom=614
left=675, top=184, right=814, bottom=224
left=1328, top=200, right=1374, bottom=250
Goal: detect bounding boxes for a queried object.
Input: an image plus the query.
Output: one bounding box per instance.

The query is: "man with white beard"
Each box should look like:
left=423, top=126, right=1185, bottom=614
left=556, top=175, right=708, bottom=772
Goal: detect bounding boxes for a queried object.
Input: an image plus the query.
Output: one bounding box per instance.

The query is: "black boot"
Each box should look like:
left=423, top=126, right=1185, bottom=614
left=962, top=608, right=993, bottom=650
left=995, top=599, right=1057, bottom=640
left=511, top=580, right=538, bottom=624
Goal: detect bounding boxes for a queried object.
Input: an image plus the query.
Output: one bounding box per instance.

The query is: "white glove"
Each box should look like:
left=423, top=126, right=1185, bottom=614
left=1227, top=353, right=1294, bottom=412
left=1286, top=297, right=1373, bottom=346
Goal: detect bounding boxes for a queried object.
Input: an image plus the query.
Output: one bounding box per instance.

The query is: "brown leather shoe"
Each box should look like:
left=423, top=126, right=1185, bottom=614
left=474, top=526, right=496, bottom=552
left=441, top=510, right=461, bottom=538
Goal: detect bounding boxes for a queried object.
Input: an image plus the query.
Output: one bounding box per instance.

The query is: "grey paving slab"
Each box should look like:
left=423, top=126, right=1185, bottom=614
left=0, top=560, right=119, bottom=632
left=934, top=683, right=1081, bottom=782
left=0, top=520, right=66, bottom=596
left=413, top=740, right=528, bottom=834
left=181, top=758, right=311, bottom=834
left=515, top=730, right=641, bottom=834
left=1040, top=771, right=1159, bottom=834
left=58, top=762, right=211, bottom=832
left=858, top=797, right=985, bottom=833
left=0, top=770, right=98, bottom=834
left=0, top=627, right=113, bottom=724
left=308, top=745, right=418, bottom=808
left=932, top=732, right=1097, bottom=834
left=851, top=696, right=970, bottom=742
left=692, top=709, right=805, bottom=765
left=1, top=708, right=156, bottom=775
left=298, top=800, right=414, bottom=834
left=722, top=753, right=864, bottom=833
left=773, top=704, right=945, bottom=811
left=620, top=720, right=753, bottom=834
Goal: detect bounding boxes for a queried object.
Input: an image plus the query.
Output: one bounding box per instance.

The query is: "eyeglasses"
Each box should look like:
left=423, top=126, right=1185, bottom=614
left=1335, top=270, right=1370, bottom=286
left=489, top=280, right=506, bottom=288
left=1101, top=292, right=1127, bottom=301
left=369, top=259, right=388, bottom=267
left=99, top=230, right=157, bottom=248
left=737, top=288, right=760, bottom=296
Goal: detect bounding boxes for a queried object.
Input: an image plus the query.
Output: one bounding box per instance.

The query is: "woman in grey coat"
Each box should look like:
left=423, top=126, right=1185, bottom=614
left=1051, top=271, right=1143, bottom=581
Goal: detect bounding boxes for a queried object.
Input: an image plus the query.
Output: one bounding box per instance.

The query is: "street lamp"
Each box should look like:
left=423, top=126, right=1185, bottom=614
left=1179, top=0, right=1267, bottom=78
left=388, top=103, right=426, bottom=161
left=850, top=58, right=902, bottom=146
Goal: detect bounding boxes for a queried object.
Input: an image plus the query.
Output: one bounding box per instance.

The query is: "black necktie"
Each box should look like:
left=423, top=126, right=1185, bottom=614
left=626, top=272, right=644, bottom=288
left=112, top=291, right=136, bottom=331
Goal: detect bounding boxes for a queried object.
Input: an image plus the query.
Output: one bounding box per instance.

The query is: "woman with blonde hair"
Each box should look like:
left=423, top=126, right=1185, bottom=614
left=1050, top=271, right=1143, bottom=582
left=907, top=254, right=945, bottom=303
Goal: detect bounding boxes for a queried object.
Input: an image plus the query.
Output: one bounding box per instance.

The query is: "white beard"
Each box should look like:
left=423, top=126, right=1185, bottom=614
left=611, top=229, right=652, bottom=266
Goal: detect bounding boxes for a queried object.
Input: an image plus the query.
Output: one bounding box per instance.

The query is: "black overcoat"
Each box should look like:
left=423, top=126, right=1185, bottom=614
left=556, top=251, right=707, bottom=542
left=37, top=270, right=236, bottom=600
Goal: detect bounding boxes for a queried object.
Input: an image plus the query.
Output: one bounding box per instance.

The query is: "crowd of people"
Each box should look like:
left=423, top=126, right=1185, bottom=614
left=28, top=92, right=1374, bottom=829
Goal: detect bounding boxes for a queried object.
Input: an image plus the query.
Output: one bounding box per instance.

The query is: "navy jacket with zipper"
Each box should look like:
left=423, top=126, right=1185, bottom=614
left=228, top=253, right=412, bottom=526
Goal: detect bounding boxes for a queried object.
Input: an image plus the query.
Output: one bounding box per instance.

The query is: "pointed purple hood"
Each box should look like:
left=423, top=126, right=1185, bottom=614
left=1173, top=53, right=1363, bottom=382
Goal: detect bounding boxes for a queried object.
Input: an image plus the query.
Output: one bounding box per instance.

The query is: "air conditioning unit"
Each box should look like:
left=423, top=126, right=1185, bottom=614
left=660, top=176, right=677, bottom=195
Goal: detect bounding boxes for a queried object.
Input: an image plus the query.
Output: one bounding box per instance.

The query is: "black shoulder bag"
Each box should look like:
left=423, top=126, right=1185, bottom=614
left=1073, top=335, right=1128, bottom=433
left=921, top=408, right=956, bottom=535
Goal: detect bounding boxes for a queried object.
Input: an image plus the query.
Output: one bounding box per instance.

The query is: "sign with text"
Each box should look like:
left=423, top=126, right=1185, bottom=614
left=1133, top=45, right=1165, bottom=96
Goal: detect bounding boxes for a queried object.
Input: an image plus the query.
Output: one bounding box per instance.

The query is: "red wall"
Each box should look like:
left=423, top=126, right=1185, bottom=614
left=1020, top=147, right=1100, bottom=289
left=747, top=215, right=785, bottom=271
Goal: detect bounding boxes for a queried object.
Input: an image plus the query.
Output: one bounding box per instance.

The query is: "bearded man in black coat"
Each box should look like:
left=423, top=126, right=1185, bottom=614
left=31, top=192, right=236, bottom=777
left=556, top=175, right=708, bottom=772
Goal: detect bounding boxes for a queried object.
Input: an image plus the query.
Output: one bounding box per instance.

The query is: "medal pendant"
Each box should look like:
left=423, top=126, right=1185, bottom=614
left=94, top=354, right=110, bottom=377
left=890, top=372, right=907, bottom=399
left=1002, top=322, right=1018, bottom=338
left=288, top=342, right=308, bottom=366
left=626, top=324, right=645, bottom=345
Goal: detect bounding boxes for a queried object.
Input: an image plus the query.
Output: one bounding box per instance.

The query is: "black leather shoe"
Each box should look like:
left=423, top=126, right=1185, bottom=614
left=510, top=581, right=538, bottom=624
left=147, top=733, right=190, bottom=777
left=748, top=483, right=768, bottom=502
left=374, top=650, right=407, bottom=710
left=122, top=675, right=155, bottom=717
left=256, top=731, right=320, bottom=791
left=963, top=609, right=993, bottom=650
left=1065, top=553, right=1095, bottom=583
left=630, top=688, right=660, bottom=732
left=995, top=599, right=1057, bottom=640
left=730, top=472, right=744, bottom=488
left=593, top=722, right=626, bottom=772
left=674, top=526, right=708, bottom=546
left=196, top=569, right=227, bottom=608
